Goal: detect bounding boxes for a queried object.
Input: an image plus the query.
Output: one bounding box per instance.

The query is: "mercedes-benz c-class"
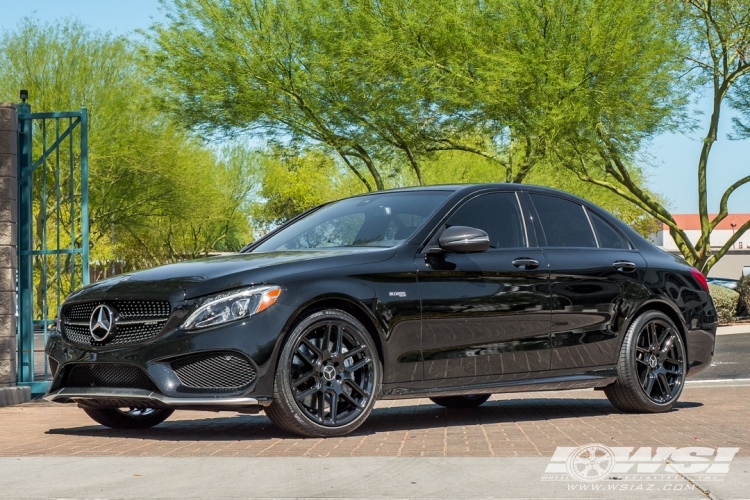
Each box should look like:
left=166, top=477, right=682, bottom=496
left=44, top=185, right=717, bottom=437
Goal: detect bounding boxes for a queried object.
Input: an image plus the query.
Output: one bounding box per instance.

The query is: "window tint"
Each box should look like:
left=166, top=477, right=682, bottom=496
left=530, top=194, right=596, bottom=247
left=447, top=193, right=526, bottom=248
left=276, top=213, right=366, bottom=250
left=253, top=191, right=449, bottom=251
left=589, top=211, right=629, bottom=249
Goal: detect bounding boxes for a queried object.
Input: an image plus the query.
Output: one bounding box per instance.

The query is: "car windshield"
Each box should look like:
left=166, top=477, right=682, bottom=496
left=251, top=191, right=450, bottom=252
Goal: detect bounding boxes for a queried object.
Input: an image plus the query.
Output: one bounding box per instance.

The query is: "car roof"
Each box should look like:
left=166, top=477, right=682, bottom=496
left=360, top=183, right=593, bottom=201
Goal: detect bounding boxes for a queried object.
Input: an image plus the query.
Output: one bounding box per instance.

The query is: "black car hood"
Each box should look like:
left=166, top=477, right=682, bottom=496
left=67, top=248, right=396, bottom=303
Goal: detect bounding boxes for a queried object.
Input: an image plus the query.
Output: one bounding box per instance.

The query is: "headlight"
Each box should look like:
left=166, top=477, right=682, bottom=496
left=181, top=285, right=282, bottom=330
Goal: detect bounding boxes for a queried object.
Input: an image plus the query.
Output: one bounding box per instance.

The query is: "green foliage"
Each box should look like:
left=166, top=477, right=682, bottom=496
left=249, top=148, right=366, bottom=232
left=0, top=18, right=253, bottom=276
left=736, top=275, right=750, bottom=317
left=146, top=0, right=685, bottom=199
left=709, top=284, right=740, bottom=324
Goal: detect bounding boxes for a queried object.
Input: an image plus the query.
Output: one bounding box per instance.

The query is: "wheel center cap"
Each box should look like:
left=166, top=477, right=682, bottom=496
left=648, top=354, right=658, bottom=369
left=322, top=365, right=337, bottom=381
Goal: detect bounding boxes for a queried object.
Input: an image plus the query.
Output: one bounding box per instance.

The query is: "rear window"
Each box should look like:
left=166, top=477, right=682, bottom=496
left=530, top=194, right=597, bottom=248
left=589, top=211, right=630, bottom=249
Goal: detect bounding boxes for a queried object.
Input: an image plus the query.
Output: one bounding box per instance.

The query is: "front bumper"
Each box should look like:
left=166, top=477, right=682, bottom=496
left=43, top=387, right=271, bottom=412
left=44, top=301, right=296, bottom=409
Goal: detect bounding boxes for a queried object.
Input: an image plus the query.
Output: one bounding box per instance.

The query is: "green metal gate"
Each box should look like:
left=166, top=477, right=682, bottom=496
left=16, top=99, right=90, bottom=395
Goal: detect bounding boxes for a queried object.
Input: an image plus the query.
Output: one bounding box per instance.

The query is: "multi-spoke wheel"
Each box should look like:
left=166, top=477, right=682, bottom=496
left=604, top=310, right=686, bottom=413
left=266, top=309, right=381, bottom=437
left=82, top=407, right=173, bottom=429
left=430, top=394, right=490, bottom=408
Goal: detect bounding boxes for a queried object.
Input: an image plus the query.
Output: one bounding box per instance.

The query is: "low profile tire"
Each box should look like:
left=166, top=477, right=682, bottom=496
left=266, top=309, right=381, bottom=438
left=82, top=407, right=173, bottom=429
left=604, top=310, right=687, bottom=413
left=430, top=394, right=491, bottom=408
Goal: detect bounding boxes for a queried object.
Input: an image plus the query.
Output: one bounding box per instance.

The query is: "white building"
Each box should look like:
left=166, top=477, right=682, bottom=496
left=652, top=214, right=750, bottom=278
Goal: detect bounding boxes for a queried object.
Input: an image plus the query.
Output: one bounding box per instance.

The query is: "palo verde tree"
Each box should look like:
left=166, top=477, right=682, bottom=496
left=560, top=0, right=750, bottom=273
left=148, top=1, right=677, bottom=190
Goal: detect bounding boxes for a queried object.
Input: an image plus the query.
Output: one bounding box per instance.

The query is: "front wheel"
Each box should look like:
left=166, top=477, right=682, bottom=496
left=604, top=310, right=687, bottom=413
left=82, top=407, right=173, bottom=429
left=266, top=309, right=381, bottom=437
left=430, top=394, right=490, bottom=408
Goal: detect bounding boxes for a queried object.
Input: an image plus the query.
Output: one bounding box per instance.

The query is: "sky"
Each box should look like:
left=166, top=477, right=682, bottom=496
left=1, top=0, right=749, bottom=213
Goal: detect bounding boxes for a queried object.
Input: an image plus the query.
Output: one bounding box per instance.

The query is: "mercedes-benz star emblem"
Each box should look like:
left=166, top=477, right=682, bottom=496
left=322, top=365, right=337, bottom=382
left=89, top=304, right=116, bottom=342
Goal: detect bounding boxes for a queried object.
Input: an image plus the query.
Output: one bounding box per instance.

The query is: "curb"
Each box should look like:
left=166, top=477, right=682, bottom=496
left=0, top=386, right=31, bottom=407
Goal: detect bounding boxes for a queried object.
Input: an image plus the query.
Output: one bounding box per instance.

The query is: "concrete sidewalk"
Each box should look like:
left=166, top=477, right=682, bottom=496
left=1, top=456, right=747, bottom=499
left=717, top=324, right=750, bottom=335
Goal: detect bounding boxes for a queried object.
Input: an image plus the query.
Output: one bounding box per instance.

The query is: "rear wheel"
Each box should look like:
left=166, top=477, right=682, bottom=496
left=604, top=310, right=686, bottom=413
left=82, top=407, right=173, bottom=429
left=266, top=309, right=381, bottom=437
left=430, top=394, right=491, bottom=408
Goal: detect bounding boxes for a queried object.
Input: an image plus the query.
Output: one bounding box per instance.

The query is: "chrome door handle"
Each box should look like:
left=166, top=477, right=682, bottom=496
left=613, top=260, right=636, bottom=273
left=512, top=258, right=539, bottom=270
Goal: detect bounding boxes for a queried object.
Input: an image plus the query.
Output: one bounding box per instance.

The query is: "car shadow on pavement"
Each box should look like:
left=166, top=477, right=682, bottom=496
left=44, top=397, right=704, bottom=441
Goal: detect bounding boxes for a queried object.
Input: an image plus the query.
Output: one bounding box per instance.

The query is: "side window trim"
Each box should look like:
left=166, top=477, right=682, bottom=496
left=518, top=190, right=542, bottom=247
left=583, top=206, right=600, bottom=248
left=514, top=191, right=530, bottom=248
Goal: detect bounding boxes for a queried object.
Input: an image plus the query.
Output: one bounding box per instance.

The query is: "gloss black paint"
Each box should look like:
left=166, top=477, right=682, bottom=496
left=45, top=184, right=718, bottom=409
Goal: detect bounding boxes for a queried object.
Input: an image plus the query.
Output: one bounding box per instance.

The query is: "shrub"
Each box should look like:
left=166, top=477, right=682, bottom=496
left=736, top=275, right=750, bottom=317
left=709, top=284, right=740, bottom=324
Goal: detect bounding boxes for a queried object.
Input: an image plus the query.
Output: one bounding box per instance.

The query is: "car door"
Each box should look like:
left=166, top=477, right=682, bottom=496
left=527, top=193, right=647, bottom=371
left=416, top=191, right=551, bottom=382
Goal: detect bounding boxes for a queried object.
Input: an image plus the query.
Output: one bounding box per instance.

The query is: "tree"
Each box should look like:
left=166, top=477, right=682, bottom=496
left=150, top=1, right=674, bottom=190
left=0, top=18, right=253, bottom=313
left=248, top=147, right=366, bottom=232
left=562, top=0, right=750, bottom=273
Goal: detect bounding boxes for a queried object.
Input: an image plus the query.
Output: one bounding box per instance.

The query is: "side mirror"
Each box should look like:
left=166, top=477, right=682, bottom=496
left=438, top=226, right=490, bottom=253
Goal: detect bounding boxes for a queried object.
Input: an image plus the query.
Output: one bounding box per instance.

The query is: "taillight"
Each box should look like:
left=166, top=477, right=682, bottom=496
left=690, top=267, right=709, bottom=292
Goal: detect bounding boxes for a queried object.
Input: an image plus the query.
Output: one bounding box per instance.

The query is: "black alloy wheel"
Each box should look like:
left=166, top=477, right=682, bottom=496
left=430, top=394, right=491, bottom=408
left=82, top=407, right=173, bottom=429
left=604, top=310, right=687, bottom=413
left=634, top=319, right=685, bottom=403
left=266, top=309, right=381, bottom=437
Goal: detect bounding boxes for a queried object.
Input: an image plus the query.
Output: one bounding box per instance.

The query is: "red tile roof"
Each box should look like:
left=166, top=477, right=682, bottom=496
left=665, top=214, right=750, bottom=230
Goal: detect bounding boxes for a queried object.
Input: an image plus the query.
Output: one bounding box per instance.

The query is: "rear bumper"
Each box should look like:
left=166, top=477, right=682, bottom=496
left=685, top=326, right=717, bottom=377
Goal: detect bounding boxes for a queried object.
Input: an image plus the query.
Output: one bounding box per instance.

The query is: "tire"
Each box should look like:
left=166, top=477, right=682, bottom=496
left=604, top=310, right=687, bottom=413
left=266, top=309, right=382, bottom=438
left=430, top=394, right=491, bottom=408
left=82, top=407, right=173, bottom=429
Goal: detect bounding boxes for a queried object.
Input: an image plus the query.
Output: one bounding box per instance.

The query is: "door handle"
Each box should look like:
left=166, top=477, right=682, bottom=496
left=512, top=258, right=539, bottom=270
left=613, top=260, right=636, bottom=273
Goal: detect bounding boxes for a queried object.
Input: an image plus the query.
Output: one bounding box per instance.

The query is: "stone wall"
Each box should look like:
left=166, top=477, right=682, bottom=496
left=0, top=103, right=18, bottom=387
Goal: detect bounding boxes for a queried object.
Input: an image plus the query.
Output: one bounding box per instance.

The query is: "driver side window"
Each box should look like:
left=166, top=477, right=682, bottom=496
left=447, top=192, right=526, bottom=248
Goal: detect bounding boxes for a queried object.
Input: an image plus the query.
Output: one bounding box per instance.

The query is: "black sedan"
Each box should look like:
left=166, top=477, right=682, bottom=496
left=44, top=184, right=718, bottom=437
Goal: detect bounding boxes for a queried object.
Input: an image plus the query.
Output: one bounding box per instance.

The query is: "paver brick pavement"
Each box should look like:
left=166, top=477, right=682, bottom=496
left=0, top=386, right=747, bottom=458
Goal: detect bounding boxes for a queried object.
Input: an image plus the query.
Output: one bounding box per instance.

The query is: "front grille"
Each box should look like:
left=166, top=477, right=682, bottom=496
left=61, top=300, right=171, bottom=347
left=171, top=352, right=257, bottom=391
left=64, top=364, right=157, bottom=391
left=63, top=322, right=166, bottom=347
left=64, top=300, right=171, bottom=321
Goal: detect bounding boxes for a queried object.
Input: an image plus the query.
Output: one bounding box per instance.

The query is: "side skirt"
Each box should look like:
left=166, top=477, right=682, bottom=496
left=379, top=367, right=617, bottom=400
